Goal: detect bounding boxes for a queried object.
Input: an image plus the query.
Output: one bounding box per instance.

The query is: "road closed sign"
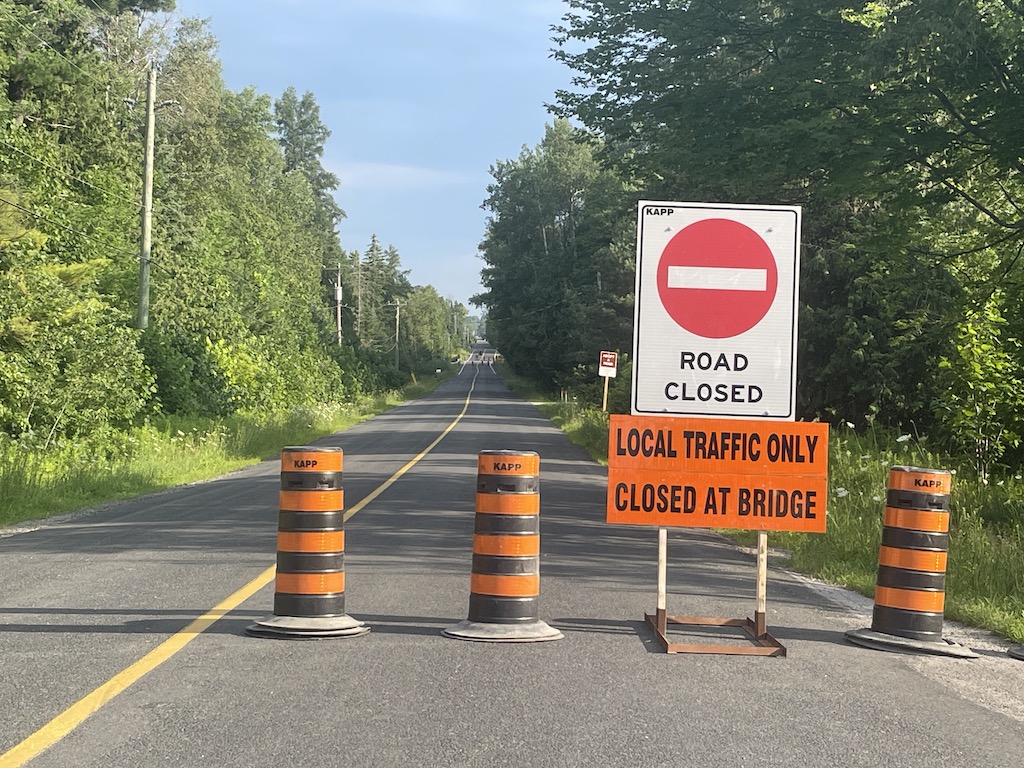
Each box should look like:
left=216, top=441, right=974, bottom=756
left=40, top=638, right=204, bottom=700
left=632, top=202, right=801, bottom=418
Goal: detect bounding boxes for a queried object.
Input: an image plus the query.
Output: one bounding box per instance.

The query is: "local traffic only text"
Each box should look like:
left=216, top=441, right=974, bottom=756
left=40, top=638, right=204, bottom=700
left=605, top=414, right=829, bottom=533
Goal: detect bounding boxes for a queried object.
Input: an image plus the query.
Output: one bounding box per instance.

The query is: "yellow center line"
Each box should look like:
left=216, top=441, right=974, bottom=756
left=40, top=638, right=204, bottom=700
left=0, top=369, right=479, bottom=767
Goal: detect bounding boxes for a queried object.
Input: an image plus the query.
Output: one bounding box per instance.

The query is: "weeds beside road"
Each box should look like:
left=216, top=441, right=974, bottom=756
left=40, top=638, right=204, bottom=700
left=0, top=381, right=442, bottom=529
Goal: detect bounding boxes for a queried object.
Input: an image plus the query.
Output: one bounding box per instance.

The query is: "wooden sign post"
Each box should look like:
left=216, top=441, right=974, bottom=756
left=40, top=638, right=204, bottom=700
left=598, top=351, right=618, bottom=412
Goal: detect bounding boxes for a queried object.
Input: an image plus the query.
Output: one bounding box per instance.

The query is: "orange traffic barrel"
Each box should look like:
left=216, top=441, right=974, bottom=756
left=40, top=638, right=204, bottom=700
left=247, top=446, right=368, bottom=639
left=846, top=466, right=975, bottom=657
left=443, top=450, right=562, bottom=642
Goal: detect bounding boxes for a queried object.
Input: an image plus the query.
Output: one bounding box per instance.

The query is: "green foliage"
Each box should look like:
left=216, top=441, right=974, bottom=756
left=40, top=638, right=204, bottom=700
left=0, top=4, right=474, bottom=449
left=936, top=294, right=1024, bottom=478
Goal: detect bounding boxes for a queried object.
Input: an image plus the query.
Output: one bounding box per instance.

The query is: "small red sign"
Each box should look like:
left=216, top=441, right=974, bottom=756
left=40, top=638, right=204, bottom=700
left=656, top=218, right=778, bottom=339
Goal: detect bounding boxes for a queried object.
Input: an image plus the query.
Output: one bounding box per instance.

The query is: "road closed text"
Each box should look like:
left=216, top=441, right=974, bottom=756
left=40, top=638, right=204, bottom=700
left=606, top=414, right=829, bottom=533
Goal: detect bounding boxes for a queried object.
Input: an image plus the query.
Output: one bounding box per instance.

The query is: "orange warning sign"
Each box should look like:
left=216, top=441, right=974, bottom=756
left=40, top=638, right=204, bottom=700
left=606, top=414, right=829, bottom=533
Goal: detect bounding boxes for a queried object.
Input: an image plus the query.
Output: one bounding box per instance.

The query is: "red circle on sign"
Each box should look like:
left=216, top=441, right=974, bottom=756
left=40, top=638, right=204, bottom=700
left=656, top=218, right=778, bottom=339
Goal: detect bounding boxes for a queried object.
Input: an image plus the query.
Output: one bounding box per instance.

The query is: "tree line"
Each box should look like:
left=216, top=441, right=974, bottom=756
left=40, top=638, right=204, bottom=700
left=475, top=0, right=1024, bottom=477
left=0, top=0, right=474, bottom=446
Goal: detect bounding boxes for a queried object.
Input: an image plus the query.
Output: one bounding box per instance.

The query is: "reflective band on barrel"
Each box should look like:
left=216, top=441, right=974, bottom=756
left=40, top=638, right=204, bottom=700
left=885, top=488, right=950, bottom=512
left=277, top=551, right=344, bottom=573
left=882, top=507, right=949, bottom=533
left=279, top=489, right=344, bottom=512
left=280, top=471, right=343, bottom=491
left=881, top=527, right=948, bottom=551
left=477, top=474, right=540, bottom=494
left=470, top=573, right=540, bottom=597
left=474, top=513, right=539, bottom=535
left=474, top=493, right=541, bottom=515
left=277, top=530, right=345, bottom=553
left=278, top=510, right=344, bottom=532
left=878, top=545, right=948, bottom=572
left=280, top=447, right=343, bottom=473
left=874, top=586, right=945, bottom=613
left=473, top=534, right=540, bottom=557
left=275, top=571, right=345, bottom=595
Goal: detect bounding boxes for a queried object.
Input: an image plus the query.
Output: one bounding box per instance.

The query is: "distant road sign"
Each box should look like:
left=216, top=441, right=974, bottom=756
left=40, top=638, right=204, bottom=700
left=599, top=351, right=618, bottom=378
left=633, top=202, right=801, bottom=419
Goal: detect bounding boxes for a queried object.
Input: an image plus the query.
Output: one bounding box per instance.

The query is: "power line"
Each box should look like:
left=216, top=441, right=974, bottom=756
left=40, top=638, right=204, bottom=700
left=0, top=138, right=140, bottom=210
left=0, top=194, right=134, bottom=258
left=7, top=14, right=105, bottom=88
left=84, top=0, right=118, bottom=23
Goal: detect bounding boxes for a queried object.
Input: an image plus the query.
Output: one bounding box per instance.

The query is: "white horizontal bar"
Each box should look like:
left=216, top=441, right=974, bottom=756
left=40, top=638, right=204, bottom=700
left=667, top=266, right=767, bottom=292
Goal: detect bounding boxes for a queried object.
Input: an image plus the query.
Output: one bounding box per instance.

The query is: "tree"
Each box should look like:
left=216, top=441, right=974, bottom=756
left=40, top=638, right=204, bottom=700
left=274, top=86, right=344, bottom=232
left=476, top=120, right=636, bottom=390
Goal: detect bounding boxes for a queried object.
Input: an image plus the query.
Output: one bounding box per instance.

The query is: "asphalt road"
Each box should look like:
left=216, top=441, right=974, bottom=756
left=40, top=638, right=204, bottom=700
left=2, top=360, right=1023, bottom=767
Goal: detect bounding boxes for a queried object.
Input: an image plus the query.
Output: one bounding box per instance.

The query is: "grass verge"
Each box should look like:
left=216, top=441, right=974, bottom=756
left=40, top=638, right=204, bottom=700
left=0, top=375, right=446, bottom=528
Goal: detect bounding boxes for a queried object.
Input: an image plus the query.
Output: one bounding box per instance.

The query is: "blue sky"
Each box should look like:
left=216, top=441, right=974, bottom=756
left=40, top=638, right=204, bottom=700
left=173, top=0, right=575, bottom=309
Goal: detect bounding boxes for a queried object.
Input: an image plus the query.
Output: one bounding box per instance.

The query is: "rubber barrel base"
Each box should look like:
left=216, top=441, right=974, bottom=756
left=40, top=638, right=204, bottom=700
left=845, top=627, right=978, bottom=658
left=246, top=614, right=370, bottom=640
left=442, top=619, right=563, bottom=643
left=442, top=618, right=565, bottom=643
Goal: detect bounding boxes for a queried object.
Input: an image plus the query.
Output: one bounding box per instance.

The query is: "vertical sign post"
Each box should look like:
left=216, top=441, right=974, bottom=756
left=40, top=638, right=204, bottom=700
left=598, top=350, right=618, bottom=413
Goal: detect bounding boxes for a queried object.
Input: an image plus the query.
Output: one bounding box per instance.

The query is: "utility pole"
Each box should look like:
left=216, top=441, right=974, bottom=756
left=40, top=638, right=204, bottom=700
left=335, top=263, right=342, bottom=345
left=385, top=302, right=404, bottom=369
left=136, top=62, right=156, bottom=330
left=356, top=259, right=362, bottom=342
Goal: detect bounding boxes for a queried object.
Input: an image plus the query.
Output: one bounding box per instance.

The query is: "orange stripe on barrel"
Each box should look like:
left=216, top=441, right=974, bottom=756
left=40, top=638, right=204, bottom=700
left=883, top=507, right=949, bottom=533
left=477, top=453, right=539, bottom=476
left=475, top=493, right=540, bottom=515
left=279, top=489, right=344, bottom=512
left=887, top=468, right=951, bottom=495
left=277, top=530, right=345, bottom=553
left=471, top=573, right=539, bottom=597
left=473, top=534, right=540, bottom=557
left=878, top=545, right=948, bottom=572
left=280, top=450, right=343, bottom=473
left=275, top=571, right=345, bottom=595
left=873, top=585, right=945, bottom=613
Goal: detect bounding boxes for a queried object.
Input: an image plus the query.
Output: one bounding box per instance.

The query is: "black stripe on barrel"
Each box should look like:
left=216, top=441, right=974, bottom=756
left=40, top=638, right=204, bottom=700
left=870, top=466, right=952, bottom=643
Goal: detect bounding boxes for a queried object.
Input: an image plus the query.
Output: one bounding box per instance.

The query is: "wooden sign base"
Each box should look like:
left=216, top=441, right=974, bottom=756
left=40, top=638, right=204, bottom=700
left=648, top=528, right=787, bottom=657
